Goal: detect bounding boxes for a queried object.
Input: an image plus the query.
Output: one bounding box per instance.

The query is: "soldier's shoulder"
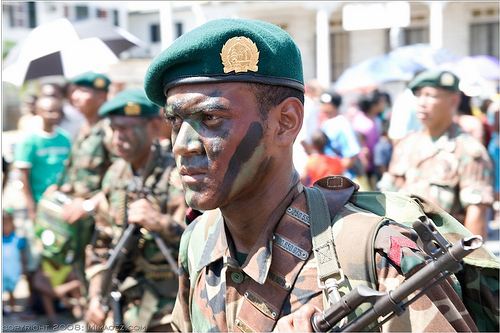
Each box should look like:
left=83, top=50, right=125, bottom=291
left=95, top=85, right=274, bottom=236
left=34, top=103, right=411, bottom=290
left=398, top=131, right=422, bottom=145
left=455, top=132, right=488, bottom=158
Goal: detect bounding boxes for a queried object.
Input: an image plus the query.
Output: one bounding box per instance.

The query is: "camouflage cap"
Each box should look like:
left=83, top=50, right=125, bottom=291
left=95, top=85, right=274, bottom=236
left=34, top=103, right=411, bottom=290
left=144, top=18, right=304, bottom=106
left=408, top=70, right=460, bottom=93
left=98, top=88, right=160, bottom=118
left=70, top=71, right=111, bottom=92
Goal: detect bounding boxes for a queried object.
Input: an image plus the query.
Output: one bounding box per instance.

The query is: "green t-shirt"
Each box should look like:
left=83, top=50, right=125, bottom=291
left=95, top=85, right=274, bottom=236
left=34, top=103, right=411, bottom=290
left=14, top=128, right=71, bottom=202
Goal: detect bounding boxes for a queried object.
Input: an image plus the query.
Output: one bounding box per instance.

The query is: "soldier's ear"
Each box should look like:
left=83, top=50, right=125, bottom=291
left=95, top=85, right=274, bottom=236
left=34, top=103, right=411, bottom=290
left=274, top=97, right=303, bottom=146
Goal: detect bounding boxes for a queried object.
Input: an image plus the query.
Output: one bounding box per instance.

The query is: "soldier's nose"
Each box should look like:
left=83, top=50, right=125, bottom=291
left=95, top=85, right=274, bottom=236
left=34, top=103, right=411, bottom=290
left=173, top=121, right=203, bottom=157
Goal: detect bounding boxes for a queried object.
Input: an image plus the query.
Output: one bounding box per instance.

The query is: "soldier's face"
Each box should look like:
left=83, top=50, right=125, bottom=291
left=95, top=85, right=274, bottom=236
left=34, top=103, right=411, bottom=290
left=71, top=86, right=106, bottom=116
left=414, top=87, right=458, bottom=129
left=109, top=116, right=153, bottom=164
left=165, top=82, right=272, bottom=210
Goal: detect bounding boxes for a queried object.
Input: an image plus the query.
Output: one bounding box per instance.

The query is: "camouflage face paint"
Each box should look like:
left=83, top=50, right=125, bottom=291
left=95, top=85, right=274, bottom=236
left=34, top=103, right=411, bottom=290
left=221, top=122, right=265, bottom=200
left=167, top=83, right=273, bottom=210
left=110, top=116, right=152, bottom=164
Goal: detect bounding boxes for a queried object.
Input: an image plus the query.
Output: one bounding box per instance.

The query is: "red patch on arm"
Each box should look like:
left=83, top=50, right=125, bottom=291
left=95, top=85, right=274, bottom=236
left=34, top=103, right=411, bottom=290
left=388, top=236, right=418, bottom=266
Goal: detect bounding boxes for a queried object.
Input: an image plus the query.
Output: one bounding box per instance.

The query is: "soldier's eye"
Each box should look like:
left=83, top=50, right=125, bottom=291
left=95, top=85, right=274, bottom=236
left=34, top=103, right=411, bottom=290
left=202, top=113, right=222, bottom=127
left=165, top=115, right=182, bottom=129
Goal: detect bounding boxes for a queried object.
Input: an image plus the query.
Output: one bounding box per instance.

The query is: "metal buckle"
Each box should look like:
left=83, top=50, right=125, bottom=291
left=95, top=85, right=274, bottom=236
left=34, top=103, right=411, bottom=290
left=318, top=270, right=349, bottom=328
left=317, top=269, right=345, bottom=305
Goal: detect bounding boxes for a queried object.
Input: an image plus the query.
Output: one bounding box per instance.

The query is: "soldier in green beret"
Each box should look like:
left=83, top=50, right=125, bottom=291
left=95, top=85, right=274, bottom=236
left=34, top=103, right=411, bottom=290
left=59, top=71, right=114, bottom=205
left=83, top=89, right=186, bottom=332
left=379, top=70, right=493, bottom=238
left=144, top=19, right=479, bottom=332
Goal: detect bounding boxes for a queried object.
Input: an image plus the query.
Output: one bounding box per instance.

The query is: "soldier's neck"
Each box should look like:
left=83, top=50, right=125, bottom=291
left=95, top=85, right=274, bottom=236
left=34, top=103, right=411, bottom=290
left=222, top=165, right=299, bottom=253
left=130, top=149, right=153, bottom=175
left=426, top=119, right=453, bottom=139
left=84, top=112, right=100, bottom=126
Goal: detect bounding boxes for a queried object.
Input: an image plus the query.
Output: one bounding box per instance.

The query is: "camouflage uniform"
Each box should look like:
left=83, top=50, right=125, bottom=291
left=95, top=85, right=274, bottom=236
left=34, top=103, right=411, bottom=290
left=86, top=140, right=184, bottom=331
left=171, top=178, right=478, bottom=332
left=379, top=123, right=494, bottom=222
left=59, top=119, right=114, bottom=197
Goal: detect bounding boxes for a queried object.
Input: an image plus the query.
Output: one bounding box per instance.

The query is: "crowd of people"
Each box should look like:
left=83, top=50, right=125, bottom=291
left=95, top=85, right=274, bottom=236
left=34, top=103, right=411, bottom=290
left=294, top=74, right=499, bottom=238
left=1, top=17, right=499, bottom=333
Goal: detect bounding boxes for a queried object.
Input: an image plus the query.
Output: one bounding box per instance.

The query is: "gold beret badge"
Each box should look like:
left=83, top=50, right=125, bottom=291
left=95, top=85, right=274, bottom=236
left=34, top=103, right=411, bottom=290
left=124, top=102, right=141, bottom=116
left=94, top=78, right=106, bottom=89
left=220, top=36, right=259, bottom=73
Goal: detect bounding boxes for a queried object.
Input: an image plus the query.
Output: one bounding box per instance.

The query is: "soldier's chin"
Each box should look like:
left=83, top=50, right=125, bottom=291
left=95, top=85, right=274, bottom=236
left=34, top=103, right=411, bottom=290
left=184, top=190, right=218, bottom=211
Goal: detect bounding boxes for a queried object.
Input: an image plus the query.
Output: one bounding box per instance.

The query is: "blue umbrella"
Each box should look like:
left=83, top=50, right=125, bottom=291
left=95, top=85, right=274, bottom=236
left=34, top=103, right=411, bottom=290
left=334, top=44, right=458, bottom=92
left=387, top=43, right=458, bottom=73
left=334, top=54, right=414, bottom=91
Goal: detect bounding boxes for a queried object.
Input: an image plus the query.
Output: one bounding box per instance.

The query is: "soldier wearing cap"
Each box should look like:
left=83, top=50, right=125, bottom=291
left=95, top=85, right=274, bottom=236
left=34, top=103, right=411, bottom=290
left=84, top=89, right=186, bottom=332
left=54, top=72, right=115, bottom=223
left=144, top=19, right=478, bottom=332
left=379, top=70, right=493, bottom=238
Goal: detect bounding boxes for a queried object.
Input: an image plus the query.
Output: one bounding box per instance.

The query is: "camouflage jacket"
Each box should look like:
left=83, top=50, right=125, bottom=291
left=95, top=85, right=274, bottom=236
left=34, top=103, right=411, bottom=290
left=379, top=123, right=493, bottom=221
left=171, top=180, right=477, bottom=332
left=86, top=140, right=185, bottom=329
left=59, top=119, right=114, bottom=198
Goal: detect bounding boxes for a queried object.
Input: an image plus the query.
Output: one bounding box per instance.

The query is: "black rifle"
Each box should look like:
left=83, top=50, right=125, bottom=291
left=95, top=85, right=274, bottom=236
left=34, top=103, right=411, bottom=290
left=99, top=223, right=139, bottom=331
left=98, top=166, right=179, bottom=330
left=311, top=219, right=483, bottom=332
left=128, top=168, right=179, bottom=276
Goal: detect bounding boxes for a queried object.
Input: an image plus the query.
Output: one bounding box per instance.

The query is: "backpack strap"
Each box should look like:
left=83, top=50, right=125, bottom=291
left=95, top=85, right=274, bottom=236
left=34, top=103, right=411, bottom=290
left=304, top=176, right=358, bottom=308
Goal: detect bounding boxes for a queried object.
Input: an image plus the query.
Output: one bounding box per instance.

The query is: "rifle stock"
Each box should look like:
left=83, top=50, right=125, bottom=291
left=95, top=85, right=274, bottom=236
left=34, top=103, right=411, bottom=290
left=311, top=235, right=483, bottom=332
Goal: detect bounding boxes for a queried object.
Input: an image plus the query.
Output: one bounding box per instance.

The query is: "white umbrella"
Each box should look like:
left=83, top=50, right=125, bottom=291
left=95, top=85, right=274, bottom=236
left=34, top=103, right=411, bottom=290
left=2, top=18, right=143, bottom=86
left=2, top=38, right=119, bottom=87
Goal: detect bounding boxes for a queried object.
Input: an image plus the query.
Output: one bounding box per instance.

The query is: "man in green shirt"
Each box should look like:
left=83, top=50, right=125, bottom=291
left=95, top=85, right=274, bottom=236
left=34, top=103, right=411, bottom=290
left=15, top=95, right=71, bottom=220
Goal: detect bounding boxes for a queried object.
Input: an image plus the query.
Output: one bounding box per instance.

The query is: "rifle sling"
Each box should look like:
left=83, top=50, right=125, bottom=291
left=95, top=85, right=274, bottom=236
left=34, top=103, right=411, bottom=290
left=304, top=184, right=354, bottom=309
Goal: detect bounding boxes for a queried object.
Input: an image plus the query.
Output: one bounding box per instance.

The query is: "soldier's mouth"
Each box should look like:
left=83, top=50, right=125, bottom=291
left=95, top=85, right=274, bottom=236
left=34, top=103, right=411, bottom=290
left=179, top=166, right=207, bottom=184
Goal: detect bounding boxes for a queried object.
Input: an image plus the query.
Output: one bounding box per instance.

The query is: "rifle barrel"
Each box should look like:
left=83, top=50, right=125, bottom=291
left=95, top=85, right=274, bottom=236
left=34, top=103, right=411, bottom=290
left=312, top=236, right=482, bottom=332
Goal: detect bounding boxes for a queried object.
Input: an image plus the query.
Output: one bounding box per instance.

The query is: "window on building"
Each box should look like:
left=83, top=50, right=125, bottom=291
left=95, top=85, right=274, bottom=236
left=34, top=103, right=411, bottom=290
left=75, top=6, right=89, bottom=20
left=113, top=10, right=119, bottom=26
left=175, top=22, right=183, bottom=38
left=96, top=8, right=107, bottom=19
left=27, top=1, right=36, bottom=28
left=150, top=24, right=160, bottom=43
left=330, top=31, right=350, bottom=81
left=6, top=2, right=29, bottom=27
left=402, top=27, right=429, bottom=45
left=64, top=5, right=69, bottom=18
left=7, top=4, right=15, bottom=27
left=470, top=22, right=499, bottom=58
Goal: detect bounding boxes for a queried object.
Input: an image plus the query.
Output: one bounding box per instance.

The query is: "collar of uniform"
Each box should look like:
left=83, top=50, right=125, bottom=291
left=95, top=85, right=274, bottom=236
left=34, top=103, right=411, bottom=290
left=241, top=178, right=302, bottom=284
left=433, top=123, right=460, bottom=153
left=196, top=210, right=228, bottom=271
left=195, top=175, right=303, bottom=285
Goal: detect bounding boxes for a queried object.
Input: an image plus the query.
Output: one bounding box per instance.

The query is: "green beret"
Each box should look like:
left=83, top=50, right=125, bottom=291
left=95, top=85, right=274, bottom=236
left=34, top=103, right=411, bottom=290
left=70, top=71, right=111, bottom=92
left=144, top=18, right=304, bottom=106
left=98, top=88, right=159, bottom=118
left=408, top=70, right=459, bottom=93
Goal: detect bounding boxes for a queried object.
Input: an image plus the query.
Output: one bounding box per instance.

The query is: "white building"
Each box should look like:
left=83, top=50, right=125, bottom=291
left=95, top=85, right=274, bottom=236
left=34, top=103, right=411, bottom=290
left=2, top=1, right=499, bottom=129
left=4, top=1, right=498, bottom=83
left=121, top=1, right=499, bottom=86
